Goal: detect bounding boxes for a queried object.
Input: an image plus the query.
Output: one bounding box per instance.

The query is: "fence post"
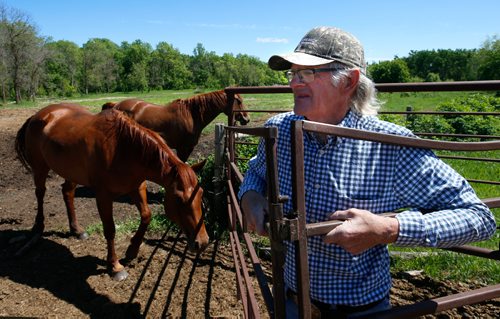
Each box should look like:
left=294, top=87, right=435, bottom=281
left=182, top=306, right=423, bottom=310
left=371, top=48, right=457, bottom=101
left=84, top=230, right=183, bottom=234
left=406, top=105, right=413, bottom=122
left=213, top=123, right=226, bottom=221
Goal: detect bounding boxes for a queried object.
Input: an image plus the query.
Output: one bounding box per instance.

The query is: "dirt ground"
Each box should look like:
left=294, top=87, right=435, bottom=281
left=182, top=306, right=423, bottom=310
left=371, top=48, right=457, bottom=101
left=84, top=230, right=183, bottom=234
left=1, top=107, right=499, bottom=318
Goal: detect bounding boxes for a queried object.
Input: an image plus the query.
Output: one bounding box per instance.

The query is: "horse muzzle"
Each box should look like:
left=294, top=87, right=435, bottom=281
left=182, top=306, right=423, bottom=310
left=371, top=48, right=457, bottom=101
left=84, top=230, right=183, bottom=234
left=236, top=114, right=250, bottom=125
left=188, top=232, right=210, bottom=253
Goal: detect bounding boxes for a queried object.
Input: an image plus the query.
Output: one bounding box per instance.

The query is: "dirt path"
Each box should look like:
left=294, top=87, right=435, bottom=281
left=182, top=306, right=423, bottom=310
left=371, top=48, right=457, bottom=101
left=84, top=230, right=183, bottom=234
left=0, top=107, right=498, bottom=318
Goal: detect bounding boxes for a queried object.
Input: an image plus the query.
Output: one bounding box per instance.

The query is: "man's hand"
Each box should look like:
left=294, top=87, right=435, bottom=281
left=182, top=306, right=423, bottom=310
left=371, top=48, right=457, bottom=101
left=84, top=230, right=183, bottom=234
left=323, top=208, right=399, bottom=255
left=241, top=190, right=269, bottom=236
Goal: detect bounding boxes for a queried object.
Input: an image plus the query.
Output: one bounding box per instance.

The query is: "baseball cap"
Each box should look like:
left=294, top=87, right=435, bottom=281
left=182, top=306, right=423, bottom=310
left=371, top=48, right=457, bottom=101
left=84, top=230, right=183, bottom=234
left=268, top=26, right=366, bottom=74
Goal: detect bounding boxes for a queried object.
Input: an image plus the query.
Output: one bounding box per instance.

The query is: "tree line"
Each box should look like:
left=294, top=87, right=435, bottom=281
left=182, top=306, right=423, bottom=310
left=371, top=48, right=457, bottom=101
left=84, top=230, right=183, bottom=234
left=1, top=4, right=498, bottom=104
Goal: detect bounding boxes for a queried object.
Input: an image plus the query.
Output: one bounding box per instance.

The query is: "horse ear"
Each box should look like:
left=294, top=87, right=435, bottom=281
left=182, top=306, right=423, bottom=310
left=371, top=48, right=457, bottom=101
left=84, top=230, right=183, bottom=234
left=190, top=159, right=207, bottom=173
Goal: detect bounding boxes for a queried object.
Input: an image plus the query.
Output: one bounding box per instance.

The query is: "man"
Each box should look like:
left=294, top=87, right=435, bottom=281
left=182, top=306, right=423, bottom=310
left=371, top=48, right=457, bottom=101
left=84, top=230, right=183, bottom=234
left=238, top=26, right=496, bottom=318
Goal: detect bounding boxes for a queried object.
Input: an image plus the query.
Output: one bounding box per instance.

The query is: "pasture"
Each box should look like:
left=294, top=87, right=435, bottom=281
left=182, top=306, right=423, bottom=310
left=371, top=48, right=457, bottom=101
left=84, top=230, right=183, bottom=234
left=0, top=89, right=499, bottom=318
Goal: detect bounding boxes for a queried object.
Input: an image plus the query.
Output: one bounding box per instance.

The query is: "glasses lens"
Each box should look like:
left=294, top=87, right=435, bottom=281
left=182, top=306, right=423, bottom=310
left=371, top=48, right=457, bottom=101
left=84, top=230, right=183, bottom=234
left=286, top=69, right=317, bottom=83
left=299, top=69, right=315, bottom=83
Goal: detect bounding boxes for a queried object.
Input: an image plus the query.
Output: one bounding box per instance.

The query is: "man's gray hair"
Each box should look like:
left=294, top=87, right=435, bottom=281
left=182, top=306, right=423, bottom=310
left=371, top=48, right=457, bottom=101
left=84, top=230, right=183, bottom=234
left=329, top=62, right=382, bottom=115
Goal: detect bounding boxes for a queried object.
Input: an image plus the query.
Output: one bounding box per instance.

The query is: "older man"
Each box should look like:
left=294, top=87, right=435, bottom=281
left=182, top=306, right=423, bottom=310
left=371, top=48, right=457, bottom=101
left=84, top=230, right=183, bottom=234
left=238, top=26, right=496, bottom=318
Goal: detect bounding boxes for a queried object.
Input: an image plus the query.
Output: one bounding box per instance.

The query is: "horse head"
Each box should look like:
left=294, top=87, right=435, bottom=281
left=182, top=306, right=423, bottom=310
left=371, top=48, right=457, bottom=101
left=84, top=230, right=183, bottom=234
left=228, top=94, right=250, bottom=125
left=101, top=102, right=117, bottom=111
left=163, top=160, right=209, bottom=252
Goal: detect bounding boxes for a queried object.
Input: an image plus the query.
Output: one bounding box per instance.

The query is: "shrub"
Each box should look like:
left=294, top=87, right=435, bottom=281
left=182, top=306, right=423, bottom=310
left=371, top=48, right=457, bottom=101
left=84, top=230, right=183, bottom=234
left=405, top=94, right=500, bottom=139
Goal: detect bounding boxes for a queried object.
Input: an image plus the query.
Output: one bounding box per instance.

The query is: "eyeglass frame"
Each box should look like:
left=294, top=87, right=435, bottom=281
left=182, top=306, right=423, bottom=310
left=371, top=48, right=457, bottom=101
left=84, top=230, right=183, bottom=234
left=285, top=67, right=346, bottom=84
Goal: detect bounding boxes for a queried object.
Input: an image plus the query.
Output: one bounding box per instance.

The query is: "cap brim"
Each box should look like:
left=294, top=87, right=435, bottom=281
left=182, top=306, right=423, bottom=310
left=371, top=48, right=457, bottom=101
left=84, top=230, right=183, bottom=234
left=268, top=52, right=334, bottom=70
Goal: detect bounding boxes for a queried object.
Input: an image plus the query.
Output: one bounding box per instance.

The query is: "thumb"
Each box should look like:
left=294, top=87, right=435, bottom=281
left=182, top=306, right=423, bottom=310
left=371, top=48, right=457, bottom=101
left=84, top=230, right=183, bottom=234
left=328, top=209, right=352, bottom=220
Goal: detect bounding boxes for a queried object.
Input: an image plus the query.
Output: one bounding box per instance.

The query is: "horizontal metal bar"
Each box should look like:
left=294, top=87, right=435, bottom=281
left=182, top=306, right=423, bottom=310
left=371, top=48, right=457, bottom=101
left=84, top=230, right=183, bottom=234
left=444, top=245, right=500, bottom=260
left=225, top=81, right=500, bottom=95
left=363, top=284, right=500, bottom=319
left=226, top=125, right=278, bottom=138
left=380, top=111, right=500, bottom=116
left=438, top=155, right=500, bottom=163
left=300, top=120, right=500, bottom=151
left=305, top=212, right=398, bottom=237
left=482, top=197, right=500, bottom=208
left=416, top=133, right=500, bottom=139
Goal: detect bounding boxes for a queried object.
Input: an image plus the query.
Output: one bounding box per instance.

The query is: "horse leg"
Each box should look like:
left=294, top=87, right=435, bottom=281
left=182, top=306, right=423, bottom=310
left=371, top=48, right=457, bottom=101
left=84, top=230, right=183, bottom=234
left=61, top=179, right=89, bottom=240
left=16, top=168, right=49, bottom=256
left=125, top=181, right=151, bottom=260
left=95, top=193, right=127, bottom=281
left=31, top=170, right=48, bottom=234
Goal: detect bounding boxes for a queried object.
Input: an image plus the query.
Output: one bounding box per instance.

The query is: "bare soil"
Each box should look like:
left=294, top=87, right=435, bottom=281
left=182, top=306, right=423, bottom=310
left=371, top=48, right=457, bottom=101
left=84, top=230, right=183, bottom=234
left=0, top=107, right=499, bottom=318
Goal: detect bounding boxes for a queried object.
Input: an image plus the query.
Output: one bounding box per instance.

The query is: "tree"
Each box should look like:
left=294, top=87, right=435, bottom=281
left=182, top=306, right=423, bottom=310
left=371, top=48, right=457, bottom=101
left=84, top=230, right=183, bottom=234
left=402, top=49, right=476, bottom=81
left=81, top=38, right=119, bottom=93
left=44, top=40, right=82, bottom=96
left=190, top=43, right=219, bottom=88
left=119, top=40, right=152, bottom=91
left=0, top=4, right=47, bottom=103
left=475, top=36, right=500, bottom=80
left=368, top=59, right=410, bottom=83
left=148, top=42, right=192, bottom=90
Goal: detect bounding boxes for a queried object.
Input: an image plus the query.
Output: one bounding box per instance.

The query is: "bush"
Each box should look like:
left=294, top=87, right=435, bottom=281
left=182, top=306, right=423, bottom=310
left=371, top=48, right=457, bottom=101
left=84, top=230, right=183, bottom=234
left=405, top=94, right=500, bottom=139
left=196, top=154, right=229, bottom=239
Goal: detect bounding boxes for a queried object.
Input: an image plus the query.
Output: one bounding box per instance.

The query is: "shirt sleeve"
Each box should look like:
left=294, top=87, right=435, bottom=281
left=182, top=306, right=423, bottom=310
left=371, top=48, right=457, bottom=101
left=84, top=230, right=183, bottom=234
left=393, top=147, right=497, bottom=247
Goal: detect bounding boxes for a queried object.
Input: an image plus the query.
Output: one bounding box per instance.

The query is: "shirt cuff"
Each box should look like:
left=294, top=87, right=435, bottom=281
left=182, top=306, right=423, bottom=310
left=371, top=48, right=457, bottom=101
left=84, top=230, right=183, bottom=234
left=394, top=210, right=426, bottom=246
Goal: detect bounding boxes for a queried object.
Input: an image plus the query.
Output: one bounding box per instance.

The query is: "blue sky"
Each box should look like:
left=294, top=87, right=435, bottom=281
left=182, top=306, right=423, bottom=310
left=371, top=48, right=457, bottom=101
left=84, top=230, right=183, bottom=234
left=3, top=0, right=499, bottom=63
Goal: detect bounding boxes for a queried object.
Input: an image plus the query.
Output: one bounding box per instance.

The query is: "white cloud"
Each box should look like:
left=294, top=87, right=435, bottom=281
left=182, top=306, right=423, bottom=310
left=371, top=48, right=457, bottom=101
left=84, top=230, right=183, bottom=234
left=256, top=37, right=289, bottom=44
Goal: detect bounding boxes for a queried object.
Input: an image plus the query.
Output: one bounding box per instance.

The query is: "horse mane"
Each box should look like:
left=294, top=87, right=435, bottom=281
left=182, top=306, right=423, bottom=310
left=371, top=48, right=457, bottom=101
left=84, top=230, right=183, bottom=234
left=176, top=90, right=227, bottom=122
left=104, top=109, right=195, bottom=184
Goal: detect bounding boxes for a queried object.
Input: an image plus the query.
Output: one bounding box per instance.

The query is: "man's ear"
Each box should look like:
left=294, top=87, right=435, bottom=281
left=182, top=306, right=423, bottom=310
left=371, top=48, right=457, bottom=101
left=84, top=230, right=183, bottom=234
left=345, top=69, right=360, bottom=92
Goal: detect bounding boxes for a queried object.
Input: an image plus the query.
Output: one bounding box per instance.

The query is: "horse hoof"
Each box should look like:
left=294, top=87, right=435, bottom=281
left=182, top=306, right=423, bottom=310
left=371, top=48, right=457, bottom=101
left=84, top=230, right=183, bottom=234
left=112, top=269, right=128, bottom=281
left=78, top=232, right=89, bottom=240
left=125, top=247, right=139, bottom=261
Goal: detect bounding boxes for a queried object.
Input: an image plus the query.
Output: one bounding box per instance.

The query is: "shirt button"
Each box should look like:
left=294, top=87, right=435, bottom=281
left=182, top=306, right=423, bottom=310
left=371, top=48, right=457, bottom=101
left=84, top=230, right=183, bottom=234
left=314, top=184, right=321, bottom=189
left=319, top=150, right=325, bottom=156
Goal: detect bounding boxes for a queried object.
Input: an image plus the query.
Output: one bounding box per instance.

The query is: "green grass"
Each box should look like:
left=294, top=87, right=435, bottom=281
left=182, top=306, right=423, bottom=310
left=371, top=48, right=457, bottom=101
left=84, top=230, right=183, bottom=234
left=378, top=91, right=476, bottom=112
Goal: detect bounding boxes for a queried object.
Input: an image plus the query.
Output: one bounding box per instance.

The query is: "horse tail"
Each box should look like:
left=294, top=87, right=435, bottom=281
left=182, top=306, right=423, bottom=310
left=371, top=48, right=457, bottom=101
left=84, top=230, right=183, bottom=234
left=101, top=101, right=116, bottom=111
left=15, top=117, right=32, bottom=172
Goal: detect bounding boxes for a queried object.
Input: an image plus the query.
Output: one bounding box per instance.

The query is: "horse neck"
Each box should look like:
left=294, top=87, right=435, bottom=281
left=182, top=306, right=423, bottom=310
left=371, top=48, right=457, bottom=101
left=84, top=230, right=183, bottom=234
left=113, top=111, right=180, bottom=184
left=186, top=91, right=227, bottom=129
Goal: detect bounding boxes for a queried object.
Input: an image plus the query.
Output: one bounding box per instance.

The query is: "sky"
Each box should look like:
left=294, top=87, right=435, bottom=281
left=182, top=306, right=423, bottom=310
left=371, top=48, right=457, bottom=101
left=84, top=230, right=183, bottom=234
left=3, top=0, right=499, bottom=63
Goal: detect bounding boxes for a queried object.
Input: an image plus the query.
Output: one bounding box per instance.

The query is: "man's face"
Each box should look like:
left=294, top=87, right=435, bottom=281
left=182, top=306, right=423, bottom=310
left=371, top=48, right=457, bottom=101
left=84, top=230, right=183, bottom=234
left=289, top=64, right=350, bottom=125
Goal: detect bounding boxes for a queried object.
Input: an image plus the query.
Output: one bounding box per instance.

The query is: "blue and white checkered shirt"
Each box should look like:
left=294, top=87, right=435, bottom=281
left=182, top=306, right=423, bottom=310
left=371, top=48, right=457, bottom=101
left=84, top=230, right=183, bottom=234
left=238, top=111, right=496, bottom=306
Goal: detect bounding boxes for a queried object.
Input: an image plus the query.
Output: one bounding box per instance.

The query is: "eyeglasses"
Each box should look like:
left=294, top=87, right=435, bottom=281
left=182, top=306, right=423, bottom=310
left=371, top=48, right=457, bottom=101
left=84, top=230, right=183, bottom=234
left=285, top=68, right=344, bottom=84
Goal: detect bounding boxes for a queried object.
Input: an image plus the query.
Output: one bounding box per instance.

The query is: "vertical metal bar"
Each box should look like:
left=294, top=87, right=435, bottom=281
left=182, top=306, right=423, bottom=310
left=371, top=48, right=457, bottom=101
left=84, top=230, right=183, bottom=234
left=214, top=124, right=226, bottom=227
left=227, top=91, right=236, bottom=127
left=291, top=120, right=312, bottom=319
left=264, top=127, right=287, bottom=319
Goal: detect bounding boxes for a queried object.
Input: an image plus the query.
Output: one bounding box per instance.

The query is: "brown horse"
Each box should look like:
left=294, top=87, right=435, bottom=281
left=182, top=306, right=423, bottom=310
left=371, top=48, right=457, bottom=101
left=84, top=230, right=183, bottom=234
left=15, top=103, right=209, bottom=281
left=101, top=90, right=250, bottom=161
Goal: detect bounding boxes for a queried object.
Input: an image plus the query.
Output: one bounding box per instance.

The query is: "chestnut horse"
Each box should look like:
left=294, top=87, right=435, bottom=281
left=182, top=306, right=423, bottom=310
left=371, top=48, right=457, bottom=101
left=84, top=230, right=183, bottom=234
left=15, top=104, right=209, bottom=280
left=101, top=90, right=250, bottom=161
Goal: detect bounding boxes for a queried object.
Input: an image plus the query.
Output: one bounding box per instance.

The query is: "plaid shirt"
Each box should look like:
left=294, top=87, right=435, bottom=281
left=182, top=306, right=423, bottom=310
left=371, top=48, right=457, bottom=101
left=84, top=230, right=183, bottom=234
left=238, top=111, right=496, bottom=306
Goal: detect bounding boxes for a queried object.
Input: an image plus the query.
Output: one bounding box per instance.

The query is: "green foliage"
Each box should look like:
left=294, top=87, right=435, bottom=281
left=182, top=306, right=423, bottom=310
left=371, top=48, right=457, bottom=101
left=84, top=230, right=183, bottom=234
left=368, top=59, right=411, bottom=83
left=405, top=94, right=500, bottom=138
left=235, top=136, right=259, bottom=174
left=196, top=155, right=229, bottom=239
left=402, top=48, right=477, bottom=81
left=425, top=72, right=441, bottom=82
left=475, top=36, right=500, bottom=80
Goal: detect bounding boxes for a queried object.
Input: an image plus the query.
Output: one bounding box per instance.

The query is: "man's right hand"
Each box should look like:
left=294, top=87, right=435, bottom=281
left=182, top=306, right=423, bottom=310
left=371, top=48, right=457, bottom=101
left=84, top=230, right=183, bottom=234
left=241, top=190, right=269, bottom=236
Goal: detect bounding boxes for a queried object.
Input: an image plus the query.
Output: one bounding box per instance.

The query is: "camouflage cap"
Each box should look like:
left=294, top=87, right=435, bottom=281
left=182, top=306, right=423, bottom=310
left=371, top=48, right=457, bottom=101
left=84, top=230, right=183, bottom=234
left=268, top=26, right=366, bottom=74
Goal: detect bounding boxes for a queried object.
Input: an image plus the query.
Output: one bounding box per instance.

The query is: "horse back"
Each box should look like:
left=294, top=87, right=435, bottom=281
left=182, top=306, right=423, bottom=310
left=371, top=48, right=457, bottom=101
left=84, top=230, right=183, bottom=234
left=23, top=104, right=111, bottom=186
